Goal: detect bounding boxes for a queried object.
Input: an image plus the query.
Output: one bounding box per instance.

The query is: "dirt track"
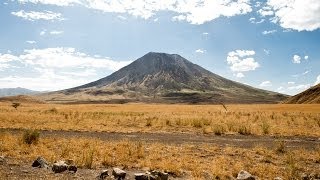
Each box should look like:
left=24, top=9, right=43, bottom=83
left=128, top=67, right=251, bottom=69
left=1, top=128, right=319, bottom=150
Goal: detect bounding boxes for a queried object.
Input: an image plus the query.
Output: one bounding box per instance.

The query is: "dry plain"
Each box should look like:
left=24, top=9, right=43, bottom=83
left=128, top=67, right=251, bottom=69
left=0, top=102, right=319, bottom=179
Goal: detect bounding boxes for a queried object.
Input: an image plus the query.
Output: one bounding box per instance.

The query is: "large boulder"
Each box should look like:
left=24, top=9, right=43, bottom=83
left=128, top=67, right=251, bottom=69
left=112, top=168, right=126, bottom=179
left=237, top=170, right=256, bottom=180
left=52, top=161, right=68, bottom=173
left=98, top=170, right=109, bottom=179
left=32, top=157, right=49, bottom=168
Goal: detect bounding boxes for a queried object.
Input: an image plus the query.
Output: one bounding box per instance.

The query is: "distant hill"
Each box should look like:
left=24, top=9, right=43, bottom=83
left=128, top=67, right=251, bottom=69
left=39, top=52, right=288, bottom=104
left=283, top=84, right=320, bottom=104
left=0, top=87, right=40, bottom=97
left=0, top=95, right=44, bottom=103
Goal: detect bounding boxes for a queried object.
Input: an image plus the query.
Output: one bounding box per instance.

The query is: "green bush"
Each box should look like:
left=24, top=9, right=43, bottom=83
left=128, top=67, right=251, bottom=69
left=23, top=129, right=40, bottom=145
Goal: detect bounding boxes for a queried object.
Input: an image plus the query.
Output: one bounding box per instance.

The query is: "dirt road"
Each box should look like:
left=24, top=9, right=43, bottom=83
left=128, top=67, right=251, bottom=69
left=1, top=128, right=319, bottom=150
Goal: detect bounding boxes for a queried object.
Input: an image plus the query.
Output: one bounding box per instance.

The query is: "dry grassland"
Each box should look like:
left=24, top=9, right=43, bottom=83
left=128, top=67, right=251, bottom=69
left=0, top=103, right=319, bottom=136
left=0, top=132, right=319, bottom=179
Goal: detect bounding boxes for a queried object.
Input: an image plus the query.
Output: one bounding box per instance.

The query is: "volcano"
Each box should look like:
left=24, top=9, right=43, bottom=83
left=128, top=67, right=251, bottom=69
left=40, top=52, right=288, bottom=104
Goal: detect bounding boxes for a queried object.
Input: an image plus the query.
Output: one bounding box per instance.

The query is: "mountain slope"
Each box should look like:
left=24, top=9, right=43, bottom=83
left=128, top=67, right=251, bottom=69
left=0, top=87, right=40, bottom=97
left=283, top=84, right=320, bottom=104
left=40, top=52, right=288, bottom=104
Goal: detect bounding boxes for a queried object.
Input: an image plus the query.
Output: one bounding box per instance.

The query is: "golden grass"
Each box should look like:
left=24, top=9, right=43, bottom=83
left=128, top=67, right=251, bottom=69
left=0, top=132, right=319, bottom=179
left=0, top=103, right=319, bottom=136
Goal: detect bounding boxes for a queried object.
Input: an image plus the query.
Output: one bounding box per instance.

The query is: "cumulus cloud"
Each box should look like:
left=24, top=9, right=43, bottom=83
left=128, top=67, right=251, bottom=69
left=195, top=49, right=205, bottom=54
left=259, top=81, right=272, bottom=87
left=288, top=84, right=310, bottom=90
left=235, top=72, right=244, bottom=78
left=16, top=0, right=252, bottom=25
left=261, top=0, right=320, bottom=31
left=315, top=75, right=320, bottom=85
left=49, top=30, right=64, bottom=35
left=0, top=48, right=132, bottom=90
left=304, top=56, right=309, bottom=60
left=249, top=17, right=265, bottom=24
left=292, top=55, right=301, bottom=64
left=26, top=40, right=36, bottom=44
left=262, top=29, right=277, bottom=35
left=11, top=10, right=64, bottom=21
left=227, top=50, right=260, bottom=76
left=257, top=6, right=274, bottom=16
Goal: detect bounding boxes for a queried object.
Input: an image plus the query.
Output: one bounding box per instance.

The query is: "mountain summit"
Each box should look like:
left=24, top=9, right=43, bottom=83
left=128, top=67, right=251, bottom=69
left=41, top=52, right=288, bottom=103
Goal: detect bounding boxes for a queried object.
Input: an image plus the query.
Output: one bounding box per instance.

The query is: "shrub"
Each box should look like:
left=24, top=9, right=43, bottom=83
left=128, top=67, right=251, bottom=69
left=275, top=140, right=286, bottom=153
left=23, top=129, right=40, bottom=145
left=260, top=121, right=270, bottom=135
left=213, top=125, right=226, bottom=136
left=238, top=125, right=252, bottom=135
left=82, top=148, right=95, bottom=169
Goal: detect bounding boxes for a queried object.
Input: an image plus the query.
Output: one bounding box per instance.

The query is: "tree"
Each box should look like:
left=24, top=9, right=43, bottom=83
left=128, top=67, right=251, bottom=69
left=12, top=102, right=20, bottom=109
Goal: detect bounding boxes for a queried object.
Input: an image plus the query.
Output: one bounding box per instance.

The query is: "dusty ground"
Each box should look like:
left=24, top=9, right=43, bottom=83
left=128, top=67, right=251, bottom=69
left=1, top=128, right=319, bottom=150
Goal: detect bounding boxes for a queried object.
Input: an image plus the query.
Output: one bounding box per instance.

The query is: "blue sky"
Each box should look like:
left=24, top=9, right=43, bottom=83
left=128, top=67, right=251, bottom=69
left=0, top=0, right=319, bottom=95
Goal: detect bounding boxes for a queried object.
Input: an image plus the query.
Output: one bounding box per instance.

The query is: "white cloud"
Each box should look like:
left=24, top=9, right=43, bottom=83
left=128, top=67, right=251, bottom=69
left=0, top=48, right=132, bottom=91
left=16, top=48, right=131, bottom=70
left=153, top=18, right=158, bottom=22
left=172, top=15, right=186, bottom=22
left=288, top=81, right=295, bottom=85
left=262, top=29, right=277, bottom=35
left=288, top=84, right=310, bottom=90
left=277, top=86, right=285, bottom=93
left=26, top=40, right=36, bottom=44
left=314, top=75, right=320, bottom=85
left=257, top=6, right=274, bottom=16
left=202, top=32, right=209, bottom=35
left=195, top=49, right=205, bottom=54
left=50, top=30, right=64, bottom=35
left=261, top=0, right=320, bottom=31
left=259, top=81, right=272, bottom=87
left=40, top=30, right=46, bottom=36
left=249, top=17, right=265, bottom=24
left=292, top=70, right=310, bottom=77
left=117, top=15, right=127, bottom=20
left=235, top=72, right=244, bottom=78
left=263, top=49, right=270, bottom=55
left=304, top=55, right=309, bottom=60
left=227, top=50, right=259, bottom=77
left=16, top=0, right=252, bottom=25
left=292, top=55, right=301, bottom=64
left=17, top=0, right=80, bottom=6
left=11, top=10, right=64, bottom=21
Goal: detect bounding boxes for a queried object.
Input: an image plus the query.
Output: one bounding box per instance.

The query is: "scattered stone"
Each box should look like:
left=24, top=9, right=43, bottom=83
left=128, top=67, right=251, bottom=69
left=151, top=170, right=169, bottom=180
left=68, top=165, right=77, bottom=173
left=98, top=170, right=109, bottom=180
left=52, top=161, right=68, bottom=173
left=274, top=177, right=283, bottom=180
left=22, top=170, right=28, bottom=173
left=135, top=173, right=150, bottom=180
left=301, top=173, right=310, bottom=180
left=0, top=156, right=5, bottom=164
left=237, top=170, right=256, bottom=180
left=112, top=168, right=126, bottom=180
left=32, top=157, right=49, bottom=168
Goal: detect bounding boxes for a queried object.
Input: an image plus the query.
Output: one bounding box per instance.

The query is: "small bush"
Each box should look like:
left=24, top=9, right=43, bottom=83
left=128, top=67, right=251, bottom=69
left=260, top=121, right=270, bottom=135
left=146, top=118, right=152, bottom=127
left=238, top=125, right=252, bottom=135
left=275, top=140, right=286, bottom=153
left=23, top=129, right=40, bottom=145
left=213, top=125, right=226, bottom=136
left=82, top=148, right=95, bottom=169
left=192, top=119, right=203, bottom=128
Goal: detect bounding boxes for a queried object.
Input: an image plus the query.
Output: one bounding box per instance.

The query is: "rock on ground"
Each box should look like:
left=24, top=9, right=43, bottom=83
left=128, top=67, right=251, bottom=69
left=52, top=161, right=68, bottom=173
left=31, top=157, right=49, bottom=168
left=237, top=170, right=256, bottom=180
left=112, top=168, right=126, bottom=179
